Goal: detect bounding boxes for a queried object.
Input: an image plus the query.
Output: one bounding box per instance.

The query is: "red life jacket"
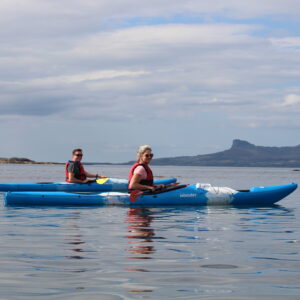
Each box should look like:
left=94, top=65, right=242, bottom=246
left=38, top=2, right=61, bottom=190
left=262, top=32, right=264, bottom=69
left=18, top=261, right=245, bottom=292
left=65, top=161, right=86, bottom=182
left=128, top=162, right=154, bottom=187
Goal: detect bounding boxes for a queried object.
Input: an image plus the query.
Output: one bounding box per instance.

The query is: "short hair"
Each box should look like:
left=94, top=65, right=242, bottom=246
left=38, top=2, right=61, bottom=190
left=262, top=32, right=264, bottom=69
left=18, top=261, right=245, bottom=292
left=136, top=145, right=152, bottom=160
left=72, top=148, right=82, bottom=155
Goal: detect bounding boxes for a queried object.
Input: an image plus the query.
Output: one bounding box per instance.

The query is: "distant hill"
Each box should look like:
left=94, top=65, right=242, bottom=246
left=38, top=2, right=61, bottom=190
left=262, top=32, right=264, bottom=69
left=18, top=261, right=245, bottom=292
left=150, top=139, right=300, bottom=167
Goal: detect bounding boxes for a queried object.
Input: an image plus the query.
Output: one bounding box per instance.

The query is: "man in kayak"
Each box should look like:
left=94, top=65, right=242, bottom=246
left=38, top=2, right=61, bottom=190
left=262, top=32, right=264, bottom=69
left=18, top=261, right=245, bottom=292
left=66, top=148, right=106, bottom=183
left=128, top=145, right=164, bottom=191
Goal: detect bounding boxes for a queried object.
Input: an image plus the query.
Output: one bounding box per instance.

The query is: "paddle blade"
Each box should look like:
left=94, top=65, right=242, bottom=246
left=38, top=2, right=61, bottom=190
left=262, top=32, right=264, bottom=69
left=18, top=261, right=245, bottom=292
left=130, top=190, right=143, bottom=202
left=96, top=178, right=109, bottom=184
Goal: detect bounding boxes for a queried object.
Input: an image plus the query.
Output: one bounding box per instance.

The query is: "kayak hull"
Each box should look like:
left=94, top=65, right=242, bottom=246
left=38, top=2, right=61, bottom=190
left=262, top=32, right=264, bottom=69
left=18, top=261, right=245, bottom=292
left=0, top=178, right=176, bottom=192
left=4, top=183, right=297, bottom=207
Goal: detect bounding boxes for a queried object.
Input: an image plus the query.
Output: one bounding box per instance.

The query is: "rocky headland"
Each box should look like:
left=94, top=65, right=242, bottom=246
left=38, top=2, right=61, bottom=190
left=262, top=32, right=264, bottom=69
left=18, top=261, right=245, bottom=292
left=149, top=139, right=300, bottom=167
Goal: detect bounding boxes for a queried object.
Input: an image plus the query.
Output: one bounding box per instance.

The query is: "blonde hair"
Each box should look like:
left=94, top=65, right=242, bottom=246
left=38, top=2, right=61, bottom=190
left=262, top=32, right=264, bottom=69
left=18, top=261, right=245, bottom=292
left=136, top=145, right=152, bottom=161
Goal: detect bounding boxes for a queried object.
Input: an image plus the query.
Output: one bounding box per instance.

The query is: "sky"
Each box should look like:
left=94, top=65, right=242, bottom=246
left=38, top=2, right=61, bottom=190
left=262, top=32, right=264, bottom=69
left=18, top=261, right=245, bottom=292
left=0, top=0, right=300, bottom=163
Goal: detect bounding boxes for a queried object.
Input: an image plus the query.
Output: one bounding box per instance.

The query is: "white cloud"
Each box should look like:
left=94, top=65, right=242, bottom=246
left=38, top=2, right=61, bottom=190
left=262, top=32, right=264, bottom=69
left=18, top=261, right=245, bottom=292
left=281, top=94, right=300, bottom=107
left=70, top=24, right=256, bottom=58
left=24, top=70, right=148, bottom=86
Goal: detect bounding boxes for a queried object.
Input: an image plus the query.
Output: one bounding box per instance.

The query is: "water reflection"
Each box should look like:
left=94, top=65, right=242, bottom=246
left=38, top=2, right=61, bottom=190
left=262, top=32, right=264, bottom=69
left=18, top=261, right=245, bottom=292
left=125, top=208, right=155, bottom=259
left=64, top=212, right=85, bottom=260
left=125, top=208, right=157, bottom=293
left=65, top=233, right=85, bottom=260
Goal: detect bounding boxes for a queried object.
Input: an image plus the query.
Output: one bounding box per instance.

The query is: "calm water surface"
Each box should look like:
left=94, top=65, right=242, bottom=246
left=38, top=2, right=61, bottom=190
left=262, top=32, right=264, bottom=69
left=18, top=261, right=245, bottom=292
left=0, top=164, right=299, bottom=299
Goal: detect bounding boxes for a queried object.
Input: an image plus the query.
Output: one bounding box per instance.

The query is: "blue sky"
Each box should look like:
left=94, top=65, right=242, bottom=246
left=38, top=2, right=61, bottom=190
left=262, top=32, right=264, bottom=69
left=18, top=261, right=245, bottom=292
left=0, top=0, right=300, bottom=162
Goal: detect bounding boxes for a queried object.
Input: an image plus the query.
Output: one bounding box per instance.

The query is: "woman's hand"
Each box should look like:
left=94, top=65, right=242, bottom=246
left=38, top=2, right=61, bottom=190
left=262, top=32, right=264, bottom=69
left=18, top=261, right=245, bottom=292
left=146, top=184, right=165, bottom=192
left=154, top=184, right=165, bottom=190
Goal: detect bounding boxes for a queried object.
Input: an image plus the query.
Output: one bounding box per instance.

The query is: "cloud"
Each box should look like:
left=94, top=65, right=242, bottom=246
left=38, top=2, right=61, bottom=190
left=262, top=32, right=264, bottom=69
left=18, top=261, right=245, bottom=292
left=270, top=37, right=300, bottom=50
left=1, top=22, right=265, bottom=119
left=16, top=70, right=149, bottom=87
left=69, top=24, right=256, bottom=59
left=2, top=1, right=300, bottom=43
left=280, top=94, right=300, bottom=107
left=0, top=0, right=300, bottom=161
left=0, top=92, right=72, bottom=116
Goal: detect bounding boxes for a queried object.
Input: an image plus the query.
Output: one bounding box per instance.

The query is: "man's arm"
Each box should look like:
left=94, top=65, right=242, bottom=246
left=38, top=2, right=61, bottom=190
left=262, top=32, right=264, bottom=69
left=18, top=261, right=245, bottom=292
left=84, top=170, right=107, bottom=179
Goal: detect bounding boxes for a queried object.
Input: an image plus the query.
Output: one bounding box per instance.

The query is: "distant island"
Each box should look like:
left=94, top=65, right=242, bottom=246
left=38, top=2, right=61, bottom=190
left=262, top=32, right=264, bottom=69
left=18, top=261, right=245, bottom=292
left=148, top=139, right=300, bottom=168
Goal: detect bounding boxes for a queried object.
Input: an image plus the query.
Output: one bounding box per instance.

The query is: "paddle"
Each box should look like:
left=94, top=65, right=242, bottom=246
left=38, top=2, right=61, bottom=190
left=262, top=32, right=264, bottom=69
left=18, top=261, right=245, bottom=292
left=129, top=183, right=187, bottom=202
left=77, top=178, right=109, bottom=184
left=96, top=177, right=109, bottom=184
left=130, top=189, right=152, bottom=202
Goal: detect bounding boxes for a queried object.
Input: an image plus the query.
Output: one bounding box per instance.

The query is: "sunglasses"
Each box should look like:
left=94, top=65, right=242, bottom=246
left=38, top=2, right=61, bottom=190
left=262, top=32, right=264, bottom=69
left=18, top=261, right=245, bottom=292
left=144, top=153, right=154, bottom=158
left=74, top=153, right=83, bottom=157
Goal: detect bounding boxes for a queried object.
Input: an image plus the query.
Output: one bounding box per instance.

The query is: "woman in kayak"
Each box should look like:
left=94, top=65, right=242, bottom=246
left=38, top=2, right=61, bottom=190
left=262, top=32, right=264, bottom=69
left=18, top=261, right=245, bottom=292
left=128, top=145, right=164, bottom=191
left=66, top=148, right=106, bottom=183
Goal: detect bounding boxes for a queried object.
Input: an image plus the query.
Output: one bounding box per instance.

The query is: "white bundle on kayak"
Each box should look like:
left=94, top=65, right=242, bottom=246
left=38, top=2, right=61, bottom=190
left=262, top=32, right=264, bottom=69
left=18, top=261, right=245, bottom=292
left=196, top=183, right=238, bottom=205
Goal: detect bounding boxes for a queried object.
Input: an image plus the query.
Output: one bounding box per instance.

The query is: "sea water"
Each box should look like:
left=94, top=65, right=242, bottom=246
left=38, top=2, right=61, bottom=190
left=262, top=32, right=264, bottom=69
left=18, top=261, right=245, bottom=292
left=0, top=164, right=299, bottom=299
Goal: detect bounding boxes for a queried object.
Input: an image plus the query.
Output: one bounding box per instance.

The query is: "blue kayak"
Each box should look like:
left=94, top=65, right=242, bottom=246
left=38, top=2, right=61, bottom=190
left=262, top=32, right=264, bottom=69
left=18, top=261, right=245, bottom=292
left=4, top=183, right=297, bottom=206
left=0, top=177, right=176, bottom=192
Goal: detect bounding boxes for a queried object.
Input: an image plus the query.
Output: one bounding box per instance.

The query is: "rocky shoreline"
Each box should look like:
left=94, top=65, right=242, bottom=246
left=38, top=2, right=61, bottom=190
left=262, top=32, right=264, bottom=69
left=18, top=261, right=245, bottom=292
left=0, top=157, right=60, bottom=164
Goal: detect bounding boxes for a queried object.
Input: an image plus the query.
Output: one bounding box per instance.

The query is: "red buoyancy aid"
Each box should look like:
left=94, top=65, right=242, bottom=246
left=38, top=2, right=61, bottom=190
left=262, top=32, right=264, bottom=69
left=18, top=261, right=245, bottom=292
left=128, top=163, right=154, bottom=186
left=65, top=161, right=86, bottom=182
